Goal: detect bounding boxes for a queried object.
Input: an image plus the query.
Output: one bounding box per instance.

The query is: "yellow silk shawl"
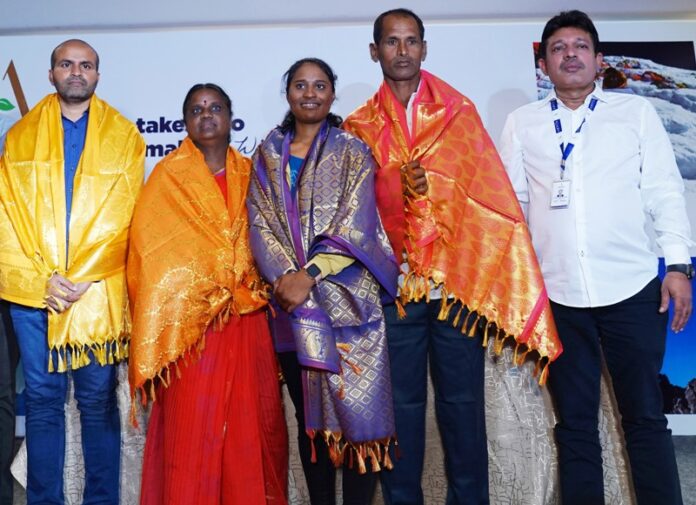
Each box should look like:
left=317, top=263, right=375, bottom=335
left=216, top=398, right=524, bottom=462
left=0, top=93, right=145, bottom=371
left=127, top=137, right=267, bottom=399
left=344, top=71, right=562, bottom=380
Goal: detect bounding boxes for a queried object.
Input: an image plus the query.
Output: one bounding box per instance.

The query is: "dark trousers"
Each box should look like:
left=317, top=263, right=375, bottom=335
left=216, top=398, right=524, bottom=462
left=10, top=304, right=120, bottom=505
left=0, top=302, right=18, bottom=505
left=549, top=277, right=683, bottom=505
left=278, top=352, right=376, bottom=505
left=380, top=300, right=488, bottom=505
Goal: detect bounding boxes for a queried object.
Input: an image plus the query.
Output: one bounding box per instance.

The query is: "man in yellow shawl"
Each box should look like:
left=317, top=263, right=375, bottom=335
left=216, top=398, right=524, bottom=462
left=343, top=9, right=562, bottom=505
left=0, top=39, right=144, bottom=504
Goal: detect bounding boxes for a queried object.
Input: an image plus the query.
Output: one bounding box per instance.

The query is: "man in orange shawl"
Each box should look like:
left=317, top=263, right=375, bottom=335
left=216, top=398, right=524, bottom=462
left=128, top=83, right=287, bottom=505
left=0, top=39, right=144, bottom=504
left=343, top=9, right=562, bottom=505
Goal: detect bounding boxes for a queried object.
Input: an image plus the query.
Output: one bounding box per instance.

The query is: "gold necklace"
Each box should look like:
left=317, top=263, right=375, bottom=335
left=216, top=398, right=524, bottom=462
left=211, top=166, right=225, bottom=176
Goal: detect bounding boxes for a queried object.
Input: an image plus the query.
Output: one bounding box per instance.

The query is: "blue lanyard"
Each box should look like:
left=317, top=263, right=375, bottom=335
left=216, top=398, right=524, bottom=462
left=550, top=95, right=598, bottom=179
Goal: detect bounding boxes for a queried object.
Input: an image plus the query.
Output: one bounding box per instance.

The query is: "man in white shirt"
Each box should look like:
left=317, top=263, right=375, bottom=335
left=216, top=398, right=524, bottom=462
left=500, top=10, right=690, bottom=505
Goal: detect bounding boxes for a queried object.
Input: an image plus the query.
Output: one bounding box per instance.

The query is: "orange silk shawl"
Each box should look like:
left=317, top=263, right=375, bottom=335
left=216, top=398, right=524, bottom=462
left=128, top=137, right=267, bottom=397
left=0, top=93, right=144, bottom=371
left=344, top=71, right=562, bottom=377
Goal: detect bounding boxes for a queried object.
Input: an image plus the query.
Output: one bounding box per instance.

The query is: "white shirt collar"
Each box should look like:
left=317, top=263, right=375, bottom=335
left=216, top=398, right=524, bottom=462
left=537, top=81, right=607, bottom=110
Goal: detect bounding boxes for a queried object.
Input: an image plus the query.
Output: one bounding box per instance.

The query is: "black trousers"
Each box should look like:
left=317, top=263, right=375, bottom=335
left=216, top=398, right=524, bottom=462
left=0, top=302, right=18, bottom=505
left=379, top=301, right=488, bottom=505
left=278, top=352, right=376, bottom=505
left=548, top=277, right=683, bottom=505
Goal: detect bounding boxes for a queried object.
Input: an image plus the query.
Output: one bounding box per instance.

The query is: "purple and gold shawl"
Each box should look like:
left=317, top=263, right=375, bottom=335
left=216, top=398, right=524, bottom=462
left=247, top=121, right=399, bottom=472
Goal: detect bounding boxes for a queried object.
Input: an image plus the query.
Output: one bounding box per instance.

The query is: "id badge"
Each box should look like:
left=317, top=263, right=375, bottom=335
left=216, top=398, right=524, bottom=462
left=550, top=179, right=571, bottom=208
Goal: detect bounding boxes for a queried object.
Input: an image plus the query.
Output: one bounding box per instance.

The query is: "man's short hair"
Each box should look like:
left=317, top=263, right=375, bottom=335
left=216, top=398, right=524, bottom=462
left=373, top=8, right=425, bottom=44
left=50, top=39, right=100, bottom=71
left=539, top=10, right=600, bottom=60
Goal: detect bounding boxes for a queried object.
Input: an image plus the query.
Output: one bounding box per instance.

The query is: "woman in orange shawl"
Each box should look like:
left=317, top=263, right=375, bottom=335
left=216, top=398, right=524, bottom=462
left=127, top=83, right=287, bottom=505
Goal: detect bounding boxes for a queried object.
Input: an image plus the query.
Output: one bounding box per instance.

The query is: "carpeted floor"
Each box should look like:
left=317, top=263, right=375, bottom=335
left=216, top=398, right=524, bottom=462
left=675, top=436, right=696, bottom=505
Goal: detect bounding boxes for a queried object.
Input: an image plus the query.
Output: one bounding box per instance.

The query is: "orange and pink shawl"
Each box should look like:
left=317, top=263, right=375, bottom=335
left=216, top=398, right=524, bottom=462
left=344, top=71, right=562, bottom=380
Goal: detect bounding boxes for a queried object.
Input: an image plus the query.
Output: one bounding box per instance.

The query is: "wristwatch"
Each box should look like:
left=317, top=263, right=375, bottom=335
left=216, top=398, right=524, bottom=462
left=666, top=263, right=695, bottom=280
left=302, top=263, right=322, bottom=284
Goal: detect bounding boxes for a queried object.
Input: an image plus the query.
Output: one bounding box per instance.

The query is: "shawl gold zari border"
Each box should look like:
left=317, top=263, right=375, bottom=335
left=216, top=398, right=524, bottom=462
left=0, top=93, right=145, bottom=371
left=127, top=137, right=267, bottom=402
left=344, top=71, right=562, bottom=380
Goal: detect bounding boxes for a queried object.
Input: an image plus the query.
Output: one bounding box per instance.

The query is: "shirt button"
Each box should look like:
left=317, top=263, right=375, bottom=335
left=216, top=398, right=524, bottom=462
left=579, top=251, right=585, bottom=257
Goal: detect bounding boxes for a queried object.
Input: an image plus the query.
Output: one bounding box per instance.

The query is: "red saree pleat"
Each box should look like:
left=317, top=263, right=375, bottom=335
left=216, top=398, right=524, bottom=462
left=139, top=310, right=288, bottom=505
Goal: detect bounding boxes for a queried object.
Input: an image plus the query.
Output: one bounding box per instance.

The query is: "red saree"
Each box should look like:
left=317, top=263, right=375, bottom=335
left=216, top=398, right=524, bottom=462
left=139, top=311, right=287, bottom=505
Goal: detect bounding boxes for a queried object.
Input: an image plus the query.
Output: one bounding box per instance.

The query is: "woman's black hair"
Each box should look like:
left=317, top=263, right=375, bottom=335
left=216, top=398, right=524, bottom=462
left=279, top=58, right=342, bottom=134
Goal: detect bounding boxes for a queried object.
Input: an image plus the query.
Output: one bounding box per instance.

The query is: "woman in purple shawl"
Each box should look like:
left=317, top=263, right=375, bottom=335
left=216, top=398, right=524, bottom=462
left=247, top=58, right=399, bottom=505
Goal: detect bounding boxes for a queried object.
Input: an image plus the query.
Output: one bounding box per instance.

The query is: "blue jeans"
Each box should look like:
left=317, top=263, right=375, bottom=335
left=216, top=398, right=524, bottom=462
left=548, top=277, right=683, bottom=505
left=10, top=304, right=120, bottom=505
left=380, top=300, right=488, bottom=505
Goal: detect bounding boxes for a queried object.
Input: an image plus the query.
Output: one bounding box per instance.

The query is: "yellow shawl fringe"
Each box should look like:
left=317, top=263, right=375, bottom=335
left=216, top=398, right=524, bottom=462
left=47, top=338, right=129, bottom=373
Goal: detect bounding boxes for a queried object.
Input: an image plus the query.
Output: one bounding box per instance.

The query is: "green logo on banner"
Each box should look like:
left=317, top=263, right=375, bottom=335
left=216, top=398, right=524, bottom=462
left=0, top=98, right=16, bottom=111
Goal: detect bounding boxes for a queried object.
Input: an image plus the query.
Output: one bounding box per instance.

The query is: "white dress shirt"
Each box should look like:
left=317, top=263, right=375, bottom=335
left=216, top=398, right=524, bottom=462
left=500, top=85, right=693, bottom=308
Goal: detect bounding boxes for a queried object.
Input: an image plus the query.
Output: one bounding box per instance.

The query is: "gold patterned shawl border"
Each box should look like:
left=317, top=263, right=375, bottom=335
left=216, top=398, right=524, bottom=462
left=47, top=337, right=129, bottom=373
left=135, top=298, right=245, bottom=397
left=129, top=300, right=258, bottom=427
left=129, top=325, right=211, bottom=426
left=307, top=429, right=396, bottom=474
left=397, top=272, right=553, bottom=385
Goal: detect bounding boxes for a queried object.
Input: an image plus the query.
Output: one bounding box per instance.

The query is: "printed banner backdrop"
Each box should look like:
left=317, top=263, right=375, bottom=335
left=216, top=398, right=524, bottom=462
left=1, top=18, right=695, bottom=433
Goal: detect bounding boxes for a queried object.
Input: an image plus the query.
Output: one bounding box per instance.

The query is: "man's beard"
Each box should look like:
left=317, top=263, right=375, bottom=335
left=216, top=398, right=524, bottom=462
left=55, top=78, right=97, bottom=103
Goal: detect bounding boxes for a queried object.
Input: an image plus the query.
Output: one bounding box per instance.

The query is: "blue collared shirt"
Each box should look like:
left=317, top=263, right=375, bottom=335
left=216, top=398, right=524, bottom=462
left=62, top=111, right=88, bottom=250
